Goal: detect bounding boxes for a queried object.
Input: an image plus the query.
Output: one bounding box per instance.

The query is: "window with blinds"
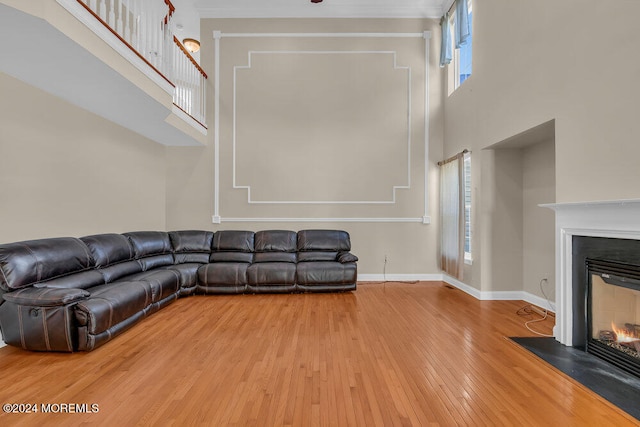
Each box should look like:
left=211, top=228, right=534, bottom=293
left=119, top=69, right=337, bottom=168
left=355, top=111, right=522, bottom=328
left=463, top=152, right=472, bottom=263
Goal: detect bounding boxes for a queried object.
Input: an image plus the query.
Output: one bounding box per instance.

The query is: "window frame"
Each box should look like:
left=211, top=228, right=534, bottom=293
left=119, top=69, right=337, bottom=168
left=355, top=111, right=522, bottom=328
left=463, top=151, right=472, bottom=264
left=447, top=0, right=473, bottom=95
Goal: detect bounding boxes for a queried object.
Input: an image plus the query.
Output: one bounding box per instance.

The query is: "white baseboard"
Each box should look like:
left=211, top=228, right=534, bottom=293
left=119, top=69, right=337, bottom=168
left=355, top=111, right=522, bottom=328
left=0, top=338, right=5, bottom=348
left=443, top=274, right=556, bottom=312
left=358, top=273, right=556, bottom=312
left=520, top=291, right=556, bottom=313
left=357, top=274, right=443, bottom=282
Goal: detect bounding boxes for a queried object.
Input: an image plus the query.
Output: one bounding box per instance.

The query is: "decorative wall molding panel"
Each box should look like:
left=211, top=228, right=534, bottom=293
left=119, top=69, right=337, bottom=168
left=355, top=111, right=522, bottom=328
left=212, top=31, right=432, bottom=224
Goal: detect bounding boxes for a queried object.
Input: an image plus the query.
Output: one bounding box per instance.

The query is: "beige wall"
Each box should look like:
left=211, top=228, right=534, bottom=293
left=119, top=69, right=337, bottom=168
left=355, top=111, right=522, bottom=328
left=445, top=0, right=640, bottom=295
left=166, top=18, right=444, bottom=275
left=0, top=73, right=167, bottom=243
left=445, top=0, right=640, bottom=204
left=522, top=139, right=555, bottom=301
left=479, top=139, right=556, bottom=298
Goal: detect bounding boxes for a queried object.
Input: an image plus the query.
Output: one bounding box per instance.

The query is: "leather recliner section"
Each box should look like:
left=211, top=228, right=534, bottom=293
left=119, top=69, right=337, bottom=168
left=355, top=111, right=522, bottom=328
left=0, top=229, right=358, bottom=352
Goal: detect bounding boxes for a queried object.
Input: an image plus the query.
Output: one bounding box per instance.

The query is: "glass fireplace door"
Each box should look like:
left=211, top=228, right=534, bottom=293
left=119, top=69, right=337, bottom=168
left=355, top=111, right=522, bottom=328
left=587, top=259, right=640, bottom=377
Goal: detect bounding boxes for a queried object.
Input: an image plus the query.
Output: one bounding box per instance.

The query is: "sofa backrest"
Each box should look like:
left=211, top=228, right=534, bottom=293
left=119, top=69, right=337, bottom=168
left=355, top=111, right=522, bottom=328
left=169, top=230, right=214, bottom=264
left=296, top=230, right=351, bottom=262
left=124, top=231, right=174, bottom=271
left=254, top=230, right=297, bottom=263
left=210, top=231, right=254, bottom=263
left=0, top=237, right=95, bottom=291
left=80, top=233, right=141, bottom=283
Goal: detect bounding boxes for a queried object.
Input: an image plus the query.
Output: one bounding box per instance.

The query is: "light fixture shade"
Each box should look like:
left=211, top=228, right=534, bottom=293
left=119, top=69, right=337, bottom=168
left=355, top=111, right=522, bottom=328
left=183, top=38, right=200, bottom=53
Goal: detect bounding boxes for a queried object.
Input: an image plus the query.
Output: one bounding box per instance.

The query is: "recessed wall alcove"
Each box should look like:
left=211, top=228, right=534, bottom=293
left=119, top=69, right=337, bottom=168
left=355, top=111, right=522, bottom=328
left=481, top=120, right=556, bottom=304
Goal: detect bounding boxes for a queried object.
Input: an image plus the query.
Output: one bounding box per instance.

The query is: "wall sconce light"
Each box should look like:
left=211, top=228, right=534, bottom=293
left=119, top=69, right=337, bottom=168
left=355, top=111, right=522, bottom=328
left=183, top=38, right=200, bottom=53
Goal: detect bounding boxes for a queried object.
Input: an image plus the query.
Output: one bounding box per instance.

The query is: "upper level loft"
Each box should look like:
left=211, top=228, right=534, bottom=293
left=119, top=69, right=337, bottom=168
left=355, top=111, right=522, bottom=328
left=0, top=0, right=207, bottom=146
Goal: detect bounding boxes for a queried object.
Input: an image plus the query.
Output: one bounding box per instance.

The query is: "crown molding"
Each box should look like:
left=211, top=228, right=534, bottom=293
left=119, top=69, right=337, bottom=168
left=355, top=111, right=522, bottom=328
left=195, top=5, right=445, bottom=19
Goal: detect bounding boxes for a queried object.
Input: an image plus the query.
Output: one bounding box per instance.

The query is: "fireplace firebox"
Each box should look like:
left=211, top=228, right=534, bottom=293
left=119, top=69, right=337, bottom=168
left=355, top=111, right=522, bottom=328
left=587, top=258, right=640, bottom=377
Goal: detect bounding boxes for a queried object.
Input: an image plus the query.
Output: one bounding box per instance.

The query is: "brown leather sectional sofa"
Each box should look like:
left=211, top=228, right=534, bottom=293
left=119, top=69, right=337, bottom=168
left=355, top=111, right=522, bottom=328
left=0, top=229, right=357, bottom=352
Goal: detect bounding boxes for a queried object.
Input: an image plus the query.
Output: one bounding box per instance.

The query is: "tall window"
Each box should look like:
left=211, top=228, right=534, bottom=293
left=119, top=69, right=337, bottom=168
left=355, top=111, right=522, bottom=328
left=441, top=0, right=473, bottom=94
left=455, top=3, right=473, bottom=87
left=463, top=152, right=472, bottom=264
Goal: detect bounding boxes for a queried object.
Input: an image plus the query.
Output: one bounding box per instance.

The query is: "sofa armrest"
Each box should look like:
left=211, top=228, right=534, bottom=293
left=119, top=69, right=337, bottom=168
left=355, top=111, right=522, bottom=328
left=2, top=287, right=90, bottom=307
left=337, top=252, right=358, bottom=263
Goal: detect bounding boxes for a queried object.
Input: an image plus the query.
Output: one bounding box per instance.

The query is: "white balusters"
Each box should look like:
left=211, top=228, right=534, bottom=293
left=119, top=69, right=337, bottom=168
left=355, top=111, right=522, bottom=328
left=108, top=0, right=115, bottom=28
left=75, top=0, right=207, bottom=126
left=98, top=0, right=106, bottom=21
left=124, top=0, right=131, bottom=44
left=170, top=37, right=207, bottom=125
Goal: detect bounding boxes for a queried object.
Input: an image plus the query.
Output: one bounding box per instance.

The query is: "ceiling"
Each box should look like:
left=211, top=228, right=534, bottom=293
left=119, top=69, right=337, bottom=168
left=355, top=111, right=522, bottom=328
left=193, top=0, right=453, bottom=19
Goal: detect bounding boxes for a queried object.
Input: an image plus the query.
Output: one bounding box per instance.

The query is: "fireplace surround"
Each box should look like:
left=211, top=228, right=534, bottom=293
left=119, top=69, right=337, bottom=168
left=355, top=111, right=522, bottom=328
left=543, top=199, right=640, bottom=358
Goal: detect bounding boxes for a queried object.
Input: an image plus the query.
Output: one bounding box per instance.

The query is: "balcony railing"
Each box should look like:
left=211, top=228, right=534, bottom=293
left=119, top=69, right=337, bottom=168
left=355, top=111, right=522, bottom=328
left=76, top=0, right=207, bottom=128
left=171, top=36, right=207, bottom=127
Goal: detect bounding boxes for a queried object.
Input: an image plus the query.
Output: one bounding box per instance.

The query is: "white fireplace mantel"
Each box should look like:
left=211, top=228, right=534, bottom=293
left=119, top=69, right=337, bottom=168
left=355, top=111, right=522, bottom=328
left=541, top=199, right=640, bottom=346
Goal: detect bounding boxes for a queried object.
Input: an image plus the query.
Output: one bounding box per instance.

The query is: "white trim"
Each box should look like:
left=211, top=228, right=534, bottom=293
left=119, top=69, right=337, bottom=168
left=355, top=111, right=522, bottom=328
left=233, top=50, right=411, bottom=205
left=358, top=273, right=557, bottom=309
left=358, top=274, right=443, bottom=282
left=522, top=291, right=556, bottom=314
left=216, top=216, right=426, bottom=223
left=197, top=8, right=444, bottom=20
left=212, top=31, right=432, bottom=224
left=222, top=33, right=427, bottom=39
left=213, top=31, right=221, bottom=222
left=423, top=31, right=431, bottom=223
left=443, top=274, right=557, bottom=308
left=170, top=105, right=207, bottom=135
left=0, top=337, right=5, bottom=348
left=442, top=274, right=481, bottom=299
left=56, top=0, right=173, bottom=95
left=540, top=198, right=640, bottom=209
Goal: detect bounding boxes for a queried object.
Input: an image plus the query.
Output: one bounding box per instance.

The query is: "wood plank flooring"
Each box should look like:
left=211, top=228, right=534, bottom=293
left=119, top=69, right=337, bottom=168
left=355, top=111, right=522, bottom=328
left=0, top=281, right=637, bottom=426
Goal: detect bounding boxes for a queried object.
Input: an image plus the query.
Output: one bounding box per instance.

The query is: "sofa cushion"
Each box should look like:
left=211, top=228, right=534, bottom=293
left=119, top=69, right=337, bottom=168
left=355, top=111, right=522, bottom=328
left=297, top=252, right=338, bottom=262
left=253, top=230, right=297, bottom=263
left=161, top=263, right=200, bottom=291
left=169, top=230, right=214, bottom=252
left=198, top=263, right=248, bottom=288
left=247, top=262, right=296, bottom=285
left=210, top=231, right=255, bottom=263
left=34, top=270, right=105, bottom=290
left=170, top=230, right=213, bottom=264
left=81, top=234, right=134, bottom=267
left=296, top=230, right=351, bottom=263
left=75, top=281, right=152, bottom=334
left=296, top=261, right=357, bottom=285
left=124, top=231, right=174, bottom=271
left=121, top=269, right=180, bottom=302
left=255, top=230, right=297, bottom=252
left=297, top=230, right=351, bottom=252
left=210, top=252, right=254, bottom=263
left=0, top=237, right=94, bottom=291
left=81, top=234, right=141, bottom=283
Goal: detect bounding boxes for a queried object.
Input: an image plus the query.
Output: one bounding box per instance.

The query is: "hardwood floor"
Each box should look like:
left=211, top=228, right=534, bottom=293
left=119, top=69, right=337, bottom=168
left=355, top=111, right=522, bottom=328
left=0, top=282, right=637, bottom=426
